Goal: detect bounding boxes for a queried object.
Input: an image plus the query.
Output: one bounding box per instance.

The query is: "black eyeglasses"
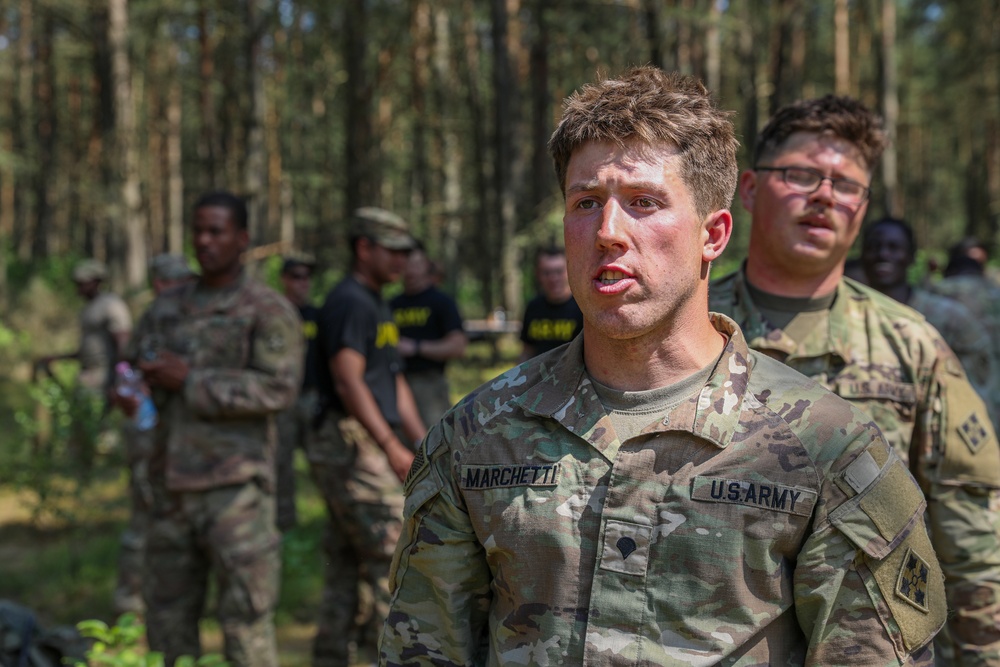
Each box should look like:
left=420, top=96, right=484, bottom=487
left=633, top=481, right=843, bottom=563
left=755, top=165, right=870, bottom=206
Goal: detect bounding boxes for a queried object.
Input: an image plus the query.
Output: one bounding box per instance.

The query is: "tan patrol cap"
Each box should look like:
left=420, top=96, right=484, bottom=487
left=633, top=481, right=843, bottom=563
left=351, top=207, right=417, bottom=251
left=72, top=259, right=107, bottom=283
left=149, top=253, right=196, bottom=281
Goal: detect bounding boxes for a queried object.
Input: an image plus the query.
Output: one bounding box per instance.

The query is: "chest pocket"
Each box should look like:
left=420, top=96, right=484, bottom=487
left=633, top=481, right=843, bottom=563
left=174, top=315, right=253, bottom=369
left=835, top=375, right=917, bottom=454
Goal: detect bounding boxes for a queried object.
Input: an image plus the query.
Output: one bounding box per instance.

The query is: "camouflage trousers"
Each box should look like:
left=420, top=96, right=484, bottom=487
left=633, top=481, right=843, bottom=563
left=114, top=423, right=154, bottom=615
left=143, top=479, right=281, bottom=667
left=274, top=389, right=317, bottom=532
left=403, top=370, right=454, bottom=430
left=306, top=412, right=404, bottom=667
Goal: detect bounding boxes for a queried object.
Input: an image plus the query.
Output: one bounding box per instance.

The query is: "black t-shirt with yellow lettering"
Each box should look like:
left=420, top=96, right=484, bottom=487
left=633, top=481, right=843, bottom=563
left=390, top=286, right=464, bottom=374
left=519, top=294, right=584, bottom=356
left=317, top=275, right=402, bottom=425
left=299, top=303, right=320, bottom=390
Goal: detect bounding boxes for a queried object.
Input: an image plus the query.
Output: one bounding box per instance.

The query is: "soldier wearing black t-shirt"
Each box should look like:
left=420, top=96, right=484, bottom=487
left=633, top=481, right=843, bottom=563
left=274, top=254, right=321, bottom=532
left=307, top=208, right=426, bottom=667
left=519, top=246, right=584, bottom=361
left=391, top=245, right=466, bottom=427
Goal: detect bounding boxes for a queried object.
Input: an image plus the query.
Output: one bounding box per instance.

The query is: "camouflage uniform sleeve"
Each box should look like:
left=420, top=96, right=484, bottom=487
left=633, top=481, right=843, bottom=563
left=184, top=294, right=304, bottom=418
left=919, top=341, right=1000, bottom=665
left=795, top=436, right=945, bottom=665
left=379, top=422, right=492, bottom=666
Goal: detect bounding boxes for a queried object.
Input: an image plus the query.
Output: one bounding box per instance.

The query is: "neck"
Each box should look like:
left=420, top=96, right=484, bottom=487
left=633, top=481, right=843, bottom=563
left=583, top=315, right=724, bottom=392
left=201, top=265, right=242, bottom=289
left=745, top=257, right=842, bottom=298
left=352, top=268, right=382, bottom=292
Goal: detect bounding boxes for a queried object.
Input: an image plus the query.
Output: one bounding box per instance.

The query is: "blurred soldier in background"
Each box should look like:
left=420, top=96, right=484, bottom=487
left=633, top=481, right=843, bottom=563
left=517, top=246, right=583, bottom=362
left=391, top=242, right=467, bottom=427
left=274, top=253, right=321, bottom=532
left=36, top=259, right=133, bottom=467
left=860, top=217, right=997, bottom=424
left=122, top=192, right=302, bottom=667
left=307, top=207, right=426, bottom=666
left=710, top=95, right=1000, bottom=664
left=113, top=253, right=196, bottom=615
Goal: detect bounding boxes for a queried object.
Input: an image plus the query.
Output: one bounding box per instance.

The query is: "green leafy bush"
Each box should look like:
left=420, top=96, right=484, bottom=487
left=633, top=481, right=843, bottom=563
left=74, top=614, right=228, bottom=667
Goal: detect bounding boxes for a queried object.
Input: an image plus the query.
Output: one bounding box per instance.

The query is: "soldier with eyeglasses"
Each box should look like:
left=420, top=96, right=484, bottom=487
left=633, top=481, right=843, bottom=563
left=710, top=95, right=1000, bottom=665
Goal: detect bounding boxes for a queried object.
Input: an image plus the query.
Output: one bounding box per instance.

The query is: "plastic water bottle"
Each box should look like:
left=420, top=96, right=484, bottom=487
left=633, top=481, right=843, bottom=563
left=115, top=361, right=158, bottom=431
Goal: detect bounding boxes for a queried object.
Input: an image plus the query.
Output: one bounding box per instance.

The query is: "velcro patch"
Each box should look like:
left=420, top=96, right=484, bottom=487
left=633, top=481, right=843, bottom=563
left=403, top=445, right=427, bottom=495
left=460, top=463, right=562, bottom=490
left=844, top=450, right=881, bottom=494
left=959, top=412, right=989, bottom=455
left=895, top=547, right=931, bottom=613
left=691, top=477, right=817, bottom=517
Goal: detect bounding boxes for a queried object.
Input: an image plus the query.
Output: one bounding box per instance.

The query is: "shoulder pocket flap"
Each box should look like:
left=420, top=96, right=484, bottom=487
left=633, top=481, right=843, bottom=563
left=830, top=460, right=926, bottom=560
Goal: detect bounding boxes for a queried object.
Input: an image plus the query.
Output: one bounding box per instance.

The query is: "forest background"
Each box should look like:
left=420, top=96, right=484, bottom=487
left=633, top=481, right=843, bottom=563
left=0, top=0, right=998, bottom=659
left=1, top=0, right=998, bottom=318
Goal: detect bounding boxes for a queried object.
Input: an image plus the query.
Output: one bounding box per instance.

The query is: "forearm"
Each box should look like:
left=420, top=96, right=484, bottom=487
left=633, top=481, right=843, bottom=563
left=186, top=367, right=299, bottom=417
left=336, top=374, right=405, bottom=451
left=416, top=331, right=467, bottom=362
left=396, top=374, right=427, bottom=444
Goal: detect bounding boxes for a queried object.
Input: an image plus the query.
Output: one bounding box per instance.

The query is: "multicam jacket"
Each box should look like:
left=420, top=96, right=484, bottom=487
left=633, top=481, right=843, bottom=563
left=381, top=315, right=944, bottom=666
left=129, top=270, right=303, bottom=492
left=710, top=270, right=1000, bottom=664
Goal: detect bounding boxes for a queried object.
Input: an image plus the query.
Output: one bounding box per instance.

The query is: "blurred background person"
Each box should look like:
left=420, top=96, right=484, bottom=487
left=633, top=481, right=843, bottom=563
left=861, top=217, right=996, bottom=422
left=274, top=253, right=321, bottom=533
left=391, top=242, right=467, bottom=428
left=518, top=246, right=583, bottom=362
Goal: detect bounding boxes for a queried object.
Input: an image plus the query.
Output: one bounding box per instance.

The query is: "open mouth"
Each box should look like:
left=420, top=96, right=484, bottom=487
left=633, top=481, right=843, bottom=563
left=598, top=270, right=627, bottom=285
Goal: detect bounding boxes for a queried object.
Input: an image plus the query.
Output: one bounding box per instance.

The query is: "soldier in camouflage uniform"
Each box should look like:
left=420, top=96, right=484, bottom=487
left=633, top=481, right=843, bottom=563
left=932, top=251, right=1000, bottom=429
left=123, top=192, right=302, bottom=667
left=308, top=207, right=427, bottom=666
left=113, top=253, right=197, bottom=615
left=859, top=217, right=997, bottom=424
left=709, top=95, right=1000, bottom=665
left=381, top=67, right=944, bottom=666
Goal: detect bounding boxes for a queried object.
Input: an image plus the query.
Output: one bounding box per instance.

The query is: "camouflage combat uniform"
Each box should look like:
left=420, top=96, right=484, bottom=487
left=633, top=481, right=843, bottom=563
left=381, top=315, right=945, bottom=666
left=907, top=287, right=997, bottom=426
left=710, top=270, right=1000, bottom=665
left=931, top=275, right=1000, bottom=429
left=130, top=270, right=302, bottom=667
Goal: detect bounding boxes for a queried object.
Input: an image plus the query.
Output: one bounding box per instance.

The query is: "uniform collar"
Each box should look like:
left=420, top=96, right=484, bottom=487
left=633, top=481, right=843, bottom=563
left=727, top=267, right=861, bottom=366
left=512, top=314, right=753, bottom=463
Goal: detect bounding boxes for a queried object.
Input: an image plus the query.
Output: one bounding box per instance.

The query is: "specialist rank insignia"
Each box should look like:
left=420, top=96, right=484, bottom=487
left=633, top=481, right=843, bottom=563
left=895, top=547, right=930, bottom=613
left=959, top=412, right=989, bottom=454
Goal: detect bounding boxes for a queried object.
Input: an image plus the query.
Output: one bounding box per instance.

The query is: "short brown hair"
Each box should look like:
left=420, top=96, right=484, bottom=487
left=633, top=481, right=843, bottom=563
left=754, top=95, right=887, bottom=170
left=548, top=66, right=739, bottom=218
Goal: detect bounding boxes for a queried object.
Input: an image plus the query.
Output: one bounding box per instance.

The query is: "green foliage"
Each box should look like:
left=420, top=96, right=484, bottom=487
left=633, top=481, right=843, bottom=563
left=74, top=614, right=228, bottom=667
left=8, top=376, right=123, bottom=524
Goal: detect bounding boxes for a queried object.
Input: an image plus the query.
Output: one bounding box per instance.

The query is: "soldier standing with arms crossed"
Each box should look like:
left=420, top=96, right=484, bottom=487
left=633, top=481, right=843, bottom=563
left=308, top=207, right=426, bottom=666
left=710, top=95, right=1000, bottom=665
left=122, top=192, right=302, bottom=667
left=382, top=67, right=944, bottom=666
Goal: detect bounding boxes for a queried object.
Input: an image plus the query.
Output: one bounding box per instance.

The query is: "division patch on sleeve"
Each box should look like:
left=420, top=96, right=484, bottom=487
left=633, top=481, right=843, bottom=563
left=958, top=412, right=990, bottom=455
left=895, top=547, right=931, bottom=612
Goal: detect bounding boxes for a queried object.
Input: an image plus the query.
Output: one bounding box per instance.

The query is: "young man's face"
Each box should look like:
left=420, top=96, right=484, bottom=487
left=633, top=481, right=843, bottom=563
left=536, top=253, right=571, bottom=303
left=403, top=250, right=432, bottom=294
left=741, top=131, right=871, bottom=284
left=192, top=205, right=248, bottom=279
left=563, top=139, right=729, bottom=342
left=362, top=238, right=409, bottom=289
left=281, top=266, right=313, bottom=306
left=861, top=224, right=913, bottom=292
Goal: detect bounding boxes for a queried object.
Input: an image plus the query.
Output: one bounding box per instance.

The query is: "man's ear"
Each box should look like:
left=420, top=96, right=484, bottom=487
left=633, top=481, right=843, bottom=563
left=703, top=209, right=733, bottom=263
left=738, top=169, right=757, bottom=214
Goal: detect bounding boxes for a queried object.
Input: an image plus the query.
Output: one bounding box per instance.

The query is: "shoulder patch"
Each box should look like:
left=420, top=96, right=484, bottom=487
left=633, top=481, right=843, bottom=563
left=958, top=412, right=990, bottom=455
left=895, top=547, right=931, bottom=613
left=938, top=370, right=1000, bottom=487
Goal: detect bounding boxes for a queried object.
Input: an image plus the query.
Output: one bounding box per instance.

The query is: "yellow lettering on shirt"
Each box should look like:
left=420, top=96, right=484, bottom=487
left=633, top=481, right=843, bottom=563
left=394, top=307, right=431, bottom=328
left=303, top=320, right=318, bottom=340
left=376, top=321, right=400, bottom=348
left=527, top=319, right=578, bottom=342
